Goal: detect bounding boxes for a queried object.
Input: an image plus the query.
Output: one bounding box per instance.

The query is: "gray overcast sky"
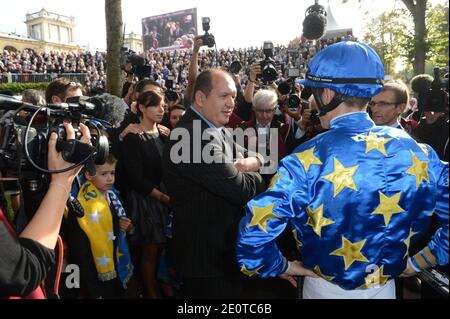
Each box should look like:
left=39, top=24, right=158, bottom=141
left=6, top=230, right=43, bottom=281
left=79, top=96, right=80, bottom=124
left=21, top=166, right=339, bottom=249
left=0, top=0, right=446, bottom=50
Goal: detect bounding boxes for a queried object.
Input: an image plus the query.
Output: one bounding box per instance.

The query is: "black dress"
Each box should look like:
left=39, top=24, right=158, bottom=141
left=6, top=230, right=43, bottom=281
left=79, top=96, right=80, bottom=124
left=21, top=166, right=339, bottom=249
left=122, top=131, right=167, bottom=244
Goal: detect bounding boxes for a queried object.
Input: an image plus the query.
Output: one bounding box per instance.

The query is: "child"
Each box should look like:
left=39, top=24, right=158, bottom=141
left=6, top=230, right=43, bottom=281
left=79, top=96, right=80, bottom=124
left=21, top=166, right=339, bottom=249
left=67, top=154, right=134, bottom=298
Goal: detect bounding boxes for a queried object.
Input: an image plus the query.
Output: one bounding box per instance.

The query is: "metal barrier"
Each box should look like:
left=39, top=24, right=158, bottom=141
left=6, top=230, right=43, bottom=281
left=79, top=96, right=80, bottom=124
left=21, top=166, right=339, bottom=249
left=0, top=73, right=89, bottom=84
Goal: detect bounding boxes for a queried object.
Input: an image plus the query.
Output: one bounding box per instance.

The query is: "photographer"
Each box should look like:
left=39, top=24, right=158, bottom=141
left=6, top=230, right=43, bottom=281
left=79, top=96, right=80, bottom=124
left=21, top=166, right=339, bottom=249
left=184, top=36, right=203, bottom=105
left=0, top=122, right=91, bottom=298
left=411, top=74, right=449, bottom=161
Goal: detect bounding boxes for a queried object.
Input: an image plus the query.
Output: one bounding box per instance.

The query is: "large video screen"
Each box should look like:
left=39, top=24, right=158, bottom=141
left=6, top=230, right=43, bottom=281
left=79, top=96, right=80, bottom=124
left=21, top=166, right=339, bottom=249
left=142, top=8, right=198, bottom=51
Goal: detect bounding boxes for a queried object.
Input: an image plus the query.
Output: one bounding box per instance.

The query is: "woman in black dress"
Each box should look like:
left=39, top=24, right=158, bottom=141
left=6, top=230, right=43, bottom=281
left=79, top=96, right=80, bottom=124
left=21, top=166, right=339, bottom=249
left=122, top=90, right=170, bottom=298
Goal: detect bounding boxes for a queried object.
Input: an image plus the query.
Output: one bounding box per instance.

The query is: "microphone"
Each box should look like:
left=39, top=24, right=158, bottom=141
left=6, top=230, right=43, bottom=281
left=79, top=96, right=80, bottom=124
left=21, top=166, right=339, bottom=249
left=87, top=93, right=126, bottom=128
left=0, top=94, right=40, bottom=112
left=302, top=0, right=327, bottom=40
left=410, top=74, right=434, bottom=94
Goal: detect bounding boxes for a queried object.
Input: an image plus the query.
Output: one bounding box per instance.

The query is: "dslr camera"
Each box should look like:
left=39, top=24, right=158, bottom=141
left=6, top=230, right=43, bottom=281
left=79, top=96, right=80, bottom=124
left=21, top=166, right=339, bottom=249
left=199, top=17, right=216, bottom=48
left=120, top=47, right=152, bottom=80
left=229, top=60, right=242, bottom=74
left=165, top=75, right=179, bottom=102
left=418, top=67, right=449, bottom=113
left=259, top=41, right=278, bottom=83
left=278, top=80, right=304, bottom=109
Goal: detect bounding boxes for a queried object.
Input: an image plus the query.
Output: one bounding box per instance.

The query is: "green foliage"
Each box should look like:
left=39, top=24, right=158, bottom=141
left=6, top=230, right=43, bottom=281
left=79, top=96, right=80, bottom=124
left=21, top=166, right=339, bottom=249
left=426, top=1, right=449, bottom=67
left=362, top=1, right=448, bottom=76
left=0, top=82, right=49, bottom=94
left=363, top=9, right=412, bottom=75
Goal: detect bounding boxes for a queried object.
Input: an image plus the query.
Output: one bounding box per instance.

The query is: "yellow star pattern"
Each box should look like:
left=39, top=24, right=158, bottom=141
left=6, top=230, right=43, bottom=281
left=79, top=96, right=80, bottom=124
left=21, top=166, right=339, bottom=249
left=247, top=203, right=279, bottom=233
left=313, top=266, right=335, bottom=281
left=306, top=204, right=335, bottom=237
left=406, top=151, right=430, bottom=189
left=330, top=236, right=369, bottom=270
left=371, top=192, right=405, bottom=226
left=419, top=144, right=429, bottom=157
left=268, top=173, right=281, bottom=190
left=241, top=264, right=263, bottom=277
left=117, top=250, right=124, bottom=261
left=296, top=146, right=323, bottom=172
left=360, top=132, right=393, bottom=156
left=360, top=265, right=390, bottom=289
left=292, top=229, right=303, bottom=250
left=403, top=228, right=418, bottom=258
left=321, top=158, right=359, bottom=197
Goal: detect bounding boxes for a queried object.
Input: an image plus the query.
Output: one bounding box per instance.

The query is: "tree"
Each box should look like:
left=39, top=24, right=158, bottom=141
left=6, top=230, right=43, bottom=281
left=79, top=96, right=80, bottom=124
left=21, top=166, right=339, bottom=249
left=344, top=0, right=429, bottom=75
left=363, top=10, right=411, bottom=75
left=426, top=1, right=449, bottom=67
left=361, top=1, right=448, bottom=78
left=105, top=0, right=123, bottom=97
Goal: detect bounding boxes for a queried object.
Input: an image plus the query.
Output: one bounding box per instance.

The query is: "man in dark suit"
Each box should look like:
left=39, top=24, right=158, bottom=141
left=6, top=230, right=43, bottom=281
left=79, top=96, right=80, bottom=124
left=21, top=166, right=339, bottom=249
left=163, top=69, right=266, bottom=298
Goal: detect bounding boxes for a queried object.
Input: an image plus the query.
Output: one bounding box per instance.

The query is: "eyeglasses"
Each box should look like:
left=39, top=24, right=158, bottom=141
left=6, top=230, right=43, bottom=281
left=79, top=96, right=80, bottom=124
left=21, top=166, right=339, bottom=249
left=368, top=101, right=398, bottom=108
left=254, top=108, right=276, bottom=114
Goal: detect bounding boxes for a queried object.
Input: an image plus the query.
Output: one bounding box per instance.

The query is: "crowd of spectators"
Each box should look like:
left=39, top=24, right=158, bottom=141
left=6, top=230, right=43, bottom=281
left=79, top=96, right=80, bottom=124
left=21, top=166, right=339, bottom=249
left=1, top=35, right=357, bottom=92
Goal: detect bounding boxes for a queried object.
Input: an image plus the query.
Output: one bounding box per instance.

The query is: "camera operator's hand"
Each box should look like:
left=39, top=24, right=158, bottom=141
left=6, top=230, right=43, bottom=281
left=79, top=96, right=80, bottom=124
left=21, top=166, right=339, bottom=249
left=193, top=36, right=203, bottom=53
left=48, top=122, right=91, bottom=185
left=20, top=122, right=91, bottom=250
left=249, top=63, right=261, bottom=83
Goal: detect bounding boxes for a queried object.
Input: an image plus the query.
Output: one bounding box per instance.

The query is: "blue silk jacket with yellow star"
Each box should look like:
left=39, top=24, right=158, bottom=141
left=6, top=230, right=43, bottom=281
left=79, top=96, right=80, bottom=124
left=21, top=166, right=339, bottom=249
left=236, top=112, right=449, bottom=290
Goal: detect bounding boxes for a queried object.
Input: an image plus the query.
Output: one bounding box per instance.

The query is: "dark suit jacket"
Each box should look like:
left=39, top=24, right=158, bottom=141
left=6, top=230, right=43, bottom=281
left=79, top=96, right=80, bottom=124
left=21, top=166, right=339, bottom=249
left=162, top=108, right=266, bottom=278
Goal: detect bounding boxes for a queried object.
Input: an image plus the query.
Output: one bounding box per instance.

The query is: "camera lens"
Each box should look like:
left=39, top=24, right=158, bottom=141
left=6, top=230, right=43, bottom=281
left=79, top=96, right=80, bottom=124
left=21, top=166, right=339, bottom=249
left=229, top=61, right=242, bottom=74
left=288, top=95, right=301, bottom=108
left=261, top=60, right=278, bottom=82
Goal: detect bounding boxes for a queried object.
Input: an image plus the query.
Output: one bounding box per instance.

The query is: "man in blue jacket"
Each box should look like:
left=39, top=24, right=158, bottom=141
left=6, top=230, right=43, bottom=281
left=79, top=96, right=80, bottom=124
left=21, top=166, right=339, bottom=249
left=236, top=41, right=449, bottom=299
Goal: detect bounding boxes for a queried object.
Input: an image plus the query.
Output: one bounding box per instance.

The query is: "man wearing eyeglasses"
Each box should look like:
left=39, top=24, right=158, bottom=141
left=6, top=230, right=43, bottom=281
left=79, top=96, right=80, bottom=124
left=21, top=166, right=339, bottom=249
left=237, top=89, right=292, bottom=184
left=369, top=80, right=409, bottom=130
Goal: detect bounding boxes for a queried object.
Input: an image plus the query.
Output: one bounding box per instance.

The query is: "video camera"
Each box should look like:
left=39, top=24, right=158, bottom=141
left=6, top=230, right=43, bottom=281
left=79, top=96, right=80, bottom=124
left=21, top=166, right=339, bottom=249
left=0, top=94, right=109, bottom=179
left=120, top=47, right=152, bottom=80
left=418, top=67, right=449, bottom=113
left=259, top=41, right=278, bottom=83
left=199, top=17, right=216, bottom=48
left=165, top=75, right=179, bottom=102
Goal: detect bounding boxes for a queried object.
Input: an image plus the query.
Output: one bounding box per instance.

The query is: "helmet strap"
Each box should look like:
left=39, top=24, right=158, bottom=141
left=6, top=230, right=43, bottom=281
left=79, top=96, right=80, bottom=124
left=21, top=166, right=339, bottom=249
left=312, top=88, right=346, bottom=117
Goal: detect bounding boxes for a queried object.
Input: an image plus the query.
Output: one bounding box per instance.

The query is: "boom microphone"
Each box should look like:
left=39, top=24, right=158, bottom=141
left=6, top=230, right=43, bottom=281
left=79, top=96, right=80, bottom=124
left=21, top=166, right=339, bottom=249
left=410, top=74, right=434, bottom=94
left=0, top=94, right=40, bottom=112
left=302, top=1, right=327, bottom=40
left=87, top=93, right=126, bottom=128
